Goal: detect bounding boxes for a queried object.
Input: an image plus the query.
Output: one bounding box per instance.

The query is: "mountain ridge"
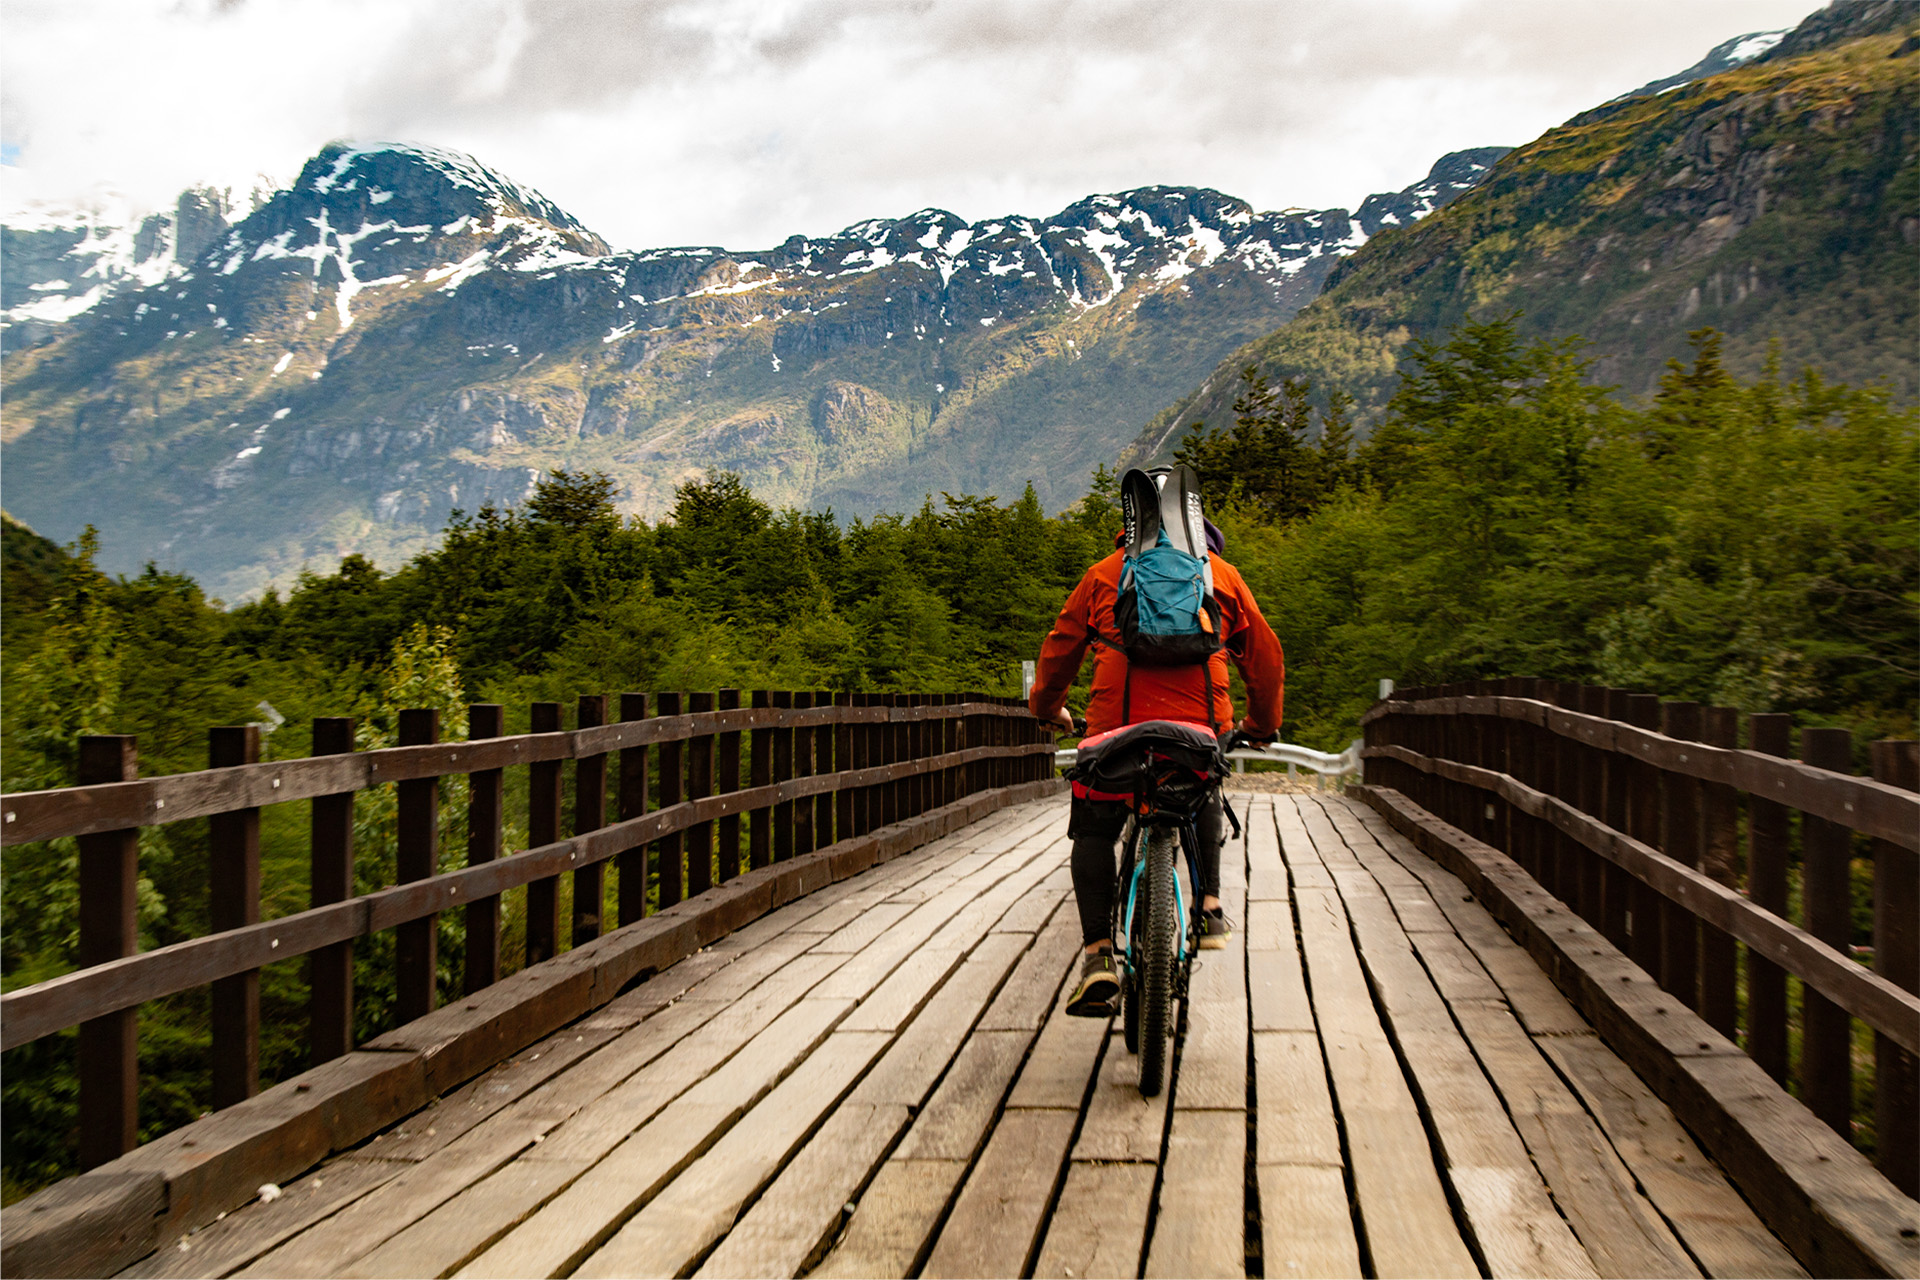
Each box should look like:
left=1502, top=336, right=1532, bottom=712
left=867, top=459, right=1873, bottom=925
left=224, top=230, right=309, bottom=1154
left=1131, top=0, right=1917, bottom=464
left=1, top=142, right=1504, bottom=598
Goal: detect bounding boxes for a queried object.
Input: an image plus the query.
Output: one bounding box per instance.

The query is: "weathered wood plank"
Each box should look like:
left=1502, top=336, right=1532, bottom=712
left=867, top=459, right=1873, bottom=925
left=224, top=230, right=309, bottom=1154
left=812, top=1159, right=962, bottom=1279
left=1253, top=1030, right=1340, bottom=1167
left=1176, top=888, right=1249, bottom=1111
left=1032, top=1161, right=1156, bottom=1280
left=1285, top=873, right=1476, bottom=1278
left=452, top=998, right=853, bottom=1279
left=1538, top=1035, right=1808, bottom=1280
left=920, top=1108, right=1078, bottom=1280
left=573, top=1031, right=893, bottom=1279
left=894, top=1031, right=1034, bottom=1161
left=1357, top=783, right=1920, bottom=1279
left=1256, top=1164, right=1362, bottom=1279
left=1319, top=854, right=1599, bottom=1278
left=1146, top=1108, right=1246, bottom=1278
left=1072, top=1025, right=1171, bottom=1163
left=690, top=1101, right=910, bottom=1279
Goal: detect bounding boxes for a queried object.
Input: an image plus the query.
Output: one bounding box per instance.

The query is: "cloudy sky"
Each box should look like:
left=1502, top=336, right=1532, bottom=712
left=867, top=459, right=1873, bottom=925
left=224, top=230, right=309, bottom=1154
left=2, top=0, right=1817, bottom=251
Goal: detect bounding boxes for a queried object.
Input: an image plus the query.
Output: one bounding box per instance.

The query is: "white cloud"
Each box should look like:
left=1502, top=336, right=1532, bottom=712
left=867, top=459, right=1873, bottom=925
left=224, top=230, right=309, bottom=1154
left=1, top=0, right=1819, bottom=250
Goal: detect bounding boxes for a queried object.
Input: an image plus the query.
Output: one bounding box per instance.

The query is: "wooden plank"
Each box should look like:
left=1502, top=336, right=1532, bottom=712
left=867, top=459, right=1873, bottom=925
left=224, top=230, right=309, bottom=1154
left=123, top=1157, right=405, bottom=1280
left=239, top=1115, right=559, bottom=1278
left=452, top=998, right=854, bottom=1279
left=1146, top=1109, right=1246, bottom=1279
left=1072, top=1024, right=1171, bottom=1162
left=975, top=904, right=1079, bottom=1032
left=1032, top=1161, right=1156, bottom=1279
left=1176, top=890, right=1249, bottom=1111
left=1445, top=1003, right=1699, bottom=1278
left=839, top=946, right=968, bottom=1033
left=1538, top=1035, right=1808, bottom=1280
left=812, top=1159, right=962, bottom=1279
left=1324, top=863, right=1599, bottom=1278
left=1356, top=782, right=1920, bottom=1280
left=1253, top=1031, right=1340, bottom=1167
left=1003, top=988, right=1109, bottom=1110
left=569, top=1031, right=894, bottom=1279
left=3, top=1171, right=165, bottom=1280
left=76, top=734, right=139, bottom=1170
left=806, top=900, right=918, bottom=953
left=208, top=725, right=263, bottom=1110
left=1288, top=883, right=1477, bottom=1280
left=691, top=1101, right=910, bottom=1278
left=895, top=1032, right=1033, bottom=1161
left=920, top=1108, right=1077, bottom=1280
left=1247, top=800, right=1288, bottom=901
left=1256, top=1165, right=1363, bottom=1279
left=850, top=931, right=1049, bottom=1108
left=1332, top=806, right=1707, bottom=1277
left=533, top=958, right=847, bottom=1163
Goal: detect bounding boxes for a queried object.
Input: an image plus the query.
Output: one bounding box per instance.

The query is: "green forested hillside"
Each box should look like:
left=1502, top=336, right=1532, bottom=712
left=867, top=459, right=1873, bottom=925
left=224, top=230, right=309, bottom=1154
left=3, top=316, right=1914, bottom=1195
left=1136, top=3, right=1918, bottom=460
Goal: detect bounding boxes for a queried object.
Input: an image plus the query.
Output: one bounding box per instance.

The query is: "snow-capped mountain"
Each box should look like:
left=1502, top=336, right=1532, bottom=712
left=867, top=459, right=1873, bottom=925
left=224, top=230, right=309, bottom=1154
left=1607, top=28, right=1789, bottom=103
left=0, top=184, right=272, bottom=341
left=1, top=141, right=1504, bottom=598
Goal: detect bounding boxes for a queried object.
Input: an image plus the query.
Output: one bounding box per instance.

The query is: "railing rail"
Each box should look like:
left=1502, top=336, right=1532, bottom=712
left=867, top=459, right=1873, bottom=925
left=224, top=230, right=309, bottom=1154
left=0, top=689, right=1055, bottom=1174
left=1362, top=676, right=1919, bottom=1197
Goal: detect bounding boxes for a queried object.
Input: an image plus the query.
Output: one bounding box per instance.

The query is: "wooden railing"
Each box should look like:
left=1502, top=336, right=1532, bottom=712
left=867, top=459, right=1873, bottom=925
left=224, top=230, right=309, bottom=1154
left=1361, top=678, right=1920, bottom=1195
left=0, top=690, right=1055, bottom=1171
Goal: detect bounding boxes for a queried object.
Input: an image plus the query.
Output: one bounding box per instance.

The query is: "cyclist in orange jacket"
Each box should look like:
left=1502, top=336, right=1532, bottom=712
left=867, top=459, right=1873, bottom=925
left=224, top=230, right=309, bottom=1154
left=1030, top=506, right=1284, bottom=1015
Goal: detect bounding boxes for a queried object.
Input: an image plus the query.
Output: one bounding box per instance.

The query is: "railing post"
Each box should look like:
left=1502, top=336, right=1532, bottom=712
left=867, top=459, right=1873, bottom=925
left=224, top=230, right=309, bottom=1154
left=772, top=692, right=794, bottom=861
left=310, top=718, right=355, bottom=1063
left=465, top=705, right=504, bottom=994
left=791, top=692, right=815, bottom=857
left=655, top=693, right=684, bottom=906
left=889, top=694, right=908, bottom=821
left=1697, top=707, right=1741, bottom=1039
left=718, top=689, right=742, bottom=880
left=573, top=694, right=608, bottom=945
left=1594, top=688, right=1628, bottom=948
left=617, top=693, right=650, bottom=925
left=208, top=724, right=261, bottom=1109
left=854, top=693, right=876, bottom=836
left=1580, top=687, right=1615, bottom=938
left=527, top=701, right=563, bottom=964
left=814, top=690, right=836, bottom=846
left=1659, top=701, right=1703, bottom=1008
left=395, top=708, right=439, bottom=1024
left=77, top=734, right=139, bottom=1170
left=1800, top=726, right=1853, bottom=1138
left=946, top=693, right=963, bottom=805
left=1870, top=739, right=1918, bottom=1196
left=1747, top=713, right=1794, bottom=1085
left=750, top=691, right=773, bottom=868
left=686, top=691, right=714, bottom=897
left=834, top=692, right=855, bottom=841
left=1623, top=693, right=1663, bottom=979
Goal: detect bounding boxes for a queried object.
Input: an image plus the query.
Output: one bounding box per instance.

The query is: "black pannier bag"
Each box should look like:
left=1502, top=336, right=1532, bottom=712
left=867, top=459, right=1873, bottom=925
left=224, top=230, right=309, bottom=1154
left=1071, top=719, right=1227, bottom=814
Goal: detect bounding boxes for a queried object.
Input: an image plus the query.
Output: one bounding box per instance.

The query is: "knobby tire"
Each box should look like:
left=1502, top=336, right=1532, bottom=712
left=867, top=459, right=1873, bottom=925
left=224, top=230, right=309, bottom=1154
left=1138, top=825, right=1177, bottom=1097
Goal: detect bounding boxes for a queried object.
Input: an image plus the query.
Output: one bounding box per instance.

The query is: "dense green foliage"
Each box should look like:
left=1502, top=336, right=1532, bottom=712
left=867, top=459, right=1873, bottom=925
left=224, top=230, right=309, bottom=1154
left=3, top=315, right=1913, bottom=1197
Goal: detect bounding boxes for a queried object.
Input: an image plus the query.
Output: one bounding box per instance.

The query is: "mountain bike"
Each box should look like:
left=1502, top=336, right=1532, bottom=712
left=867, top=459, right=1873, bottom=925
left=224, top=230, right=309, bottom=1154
left=1070, top=720, right=1255, bottom=1096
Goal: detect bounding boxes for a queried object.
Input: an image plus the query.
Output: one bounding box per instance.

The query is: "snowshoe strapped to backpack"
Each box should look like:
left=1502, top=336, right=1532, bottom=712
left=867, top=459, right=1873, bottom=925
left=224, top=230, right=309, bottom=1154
left=1112, top=465, right=1223, bottom=668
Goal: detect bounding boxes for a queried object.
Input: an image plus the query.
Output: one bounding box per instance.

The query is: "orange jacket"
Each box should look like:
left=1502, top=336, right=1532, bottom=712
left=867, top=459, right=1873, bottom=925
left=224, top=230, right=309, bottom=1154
left=1029, top=550, right=1284, bottom=737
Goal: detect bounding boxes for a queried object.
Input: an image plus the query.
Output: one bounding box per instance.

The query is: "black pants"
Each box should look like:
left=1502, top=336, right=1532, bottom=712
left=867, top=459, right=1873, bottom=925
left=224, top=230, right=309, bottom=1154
left=1069, top=792, right=1224, bottom=948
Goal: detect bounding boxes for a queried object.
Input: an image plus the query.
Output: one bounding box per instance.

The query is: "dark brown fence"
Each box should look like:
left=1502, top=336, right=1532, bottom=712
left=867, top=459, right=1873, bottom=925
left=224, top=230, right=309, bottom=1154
left=1361, top=678, right=1920, bottom=1195
left=0, top=690, right=1054, bottom=1171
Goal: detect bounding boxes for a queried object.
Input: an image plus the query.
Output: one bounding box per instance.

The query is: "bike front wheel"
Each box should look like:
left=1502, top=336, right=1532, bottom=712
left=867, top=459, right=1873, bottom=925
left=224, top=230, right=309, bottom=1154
left=1137, top=825, right=1178, bottom=1097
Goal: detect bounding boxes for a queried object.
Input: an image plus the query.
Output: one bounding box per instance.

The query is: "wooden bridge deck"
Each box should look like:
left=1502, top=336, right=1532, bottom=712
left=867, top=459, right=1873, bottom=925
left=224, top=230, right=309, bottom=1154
left=124, top=794, right=1807, bottom=1280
